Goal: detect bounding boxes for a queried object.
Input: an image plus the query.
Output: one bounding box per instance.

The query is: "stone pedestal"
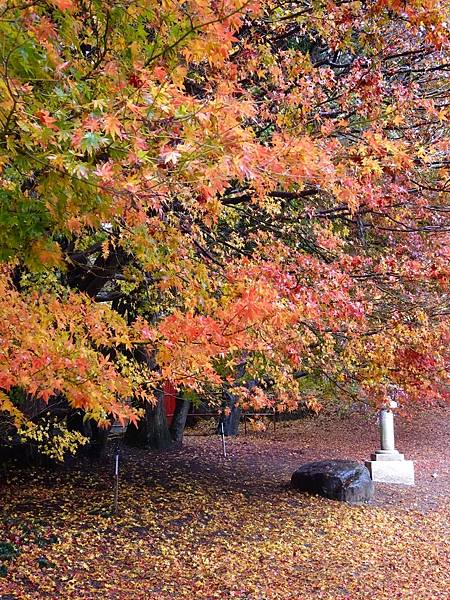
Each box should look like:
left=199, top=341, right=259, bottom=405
left=365, top=401, right=415, bottom=485
left=365, top=457, right=415, bottom=485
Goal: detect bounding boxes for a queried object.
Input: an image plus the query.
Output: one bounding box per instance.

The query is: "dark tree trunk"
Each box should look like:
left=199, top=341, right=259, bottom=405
left=146, top=392, right=173, bottom=450
left=67, top=258, right=175, bottom=452
left=169, top=396, right=191, bottom=445
left=66, top=411, right=109, bottom=461
left=125, top=391, right=173, bottom=450
left=219, top=358, right=247, bottom=437
left=124, top=416, right=147, bottom=447
left=220, top=390, right=241, bottom=436
left=104, top=327, right=172, bottom=451
left=85, top=421, right=109, bottom=462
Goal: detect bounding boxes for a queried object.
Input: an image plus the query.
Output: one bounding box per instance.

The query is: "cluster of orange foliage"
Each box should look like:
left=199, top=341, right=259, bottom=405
left=0, top=0, right=449, bottom=442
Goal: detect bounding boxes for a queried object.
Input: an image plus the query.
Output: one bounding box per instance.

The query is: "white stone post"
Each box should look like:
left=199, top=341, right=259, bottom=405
left=379, top=406, right=396, bottom=451
left=365, top=399, right=415, bottom=485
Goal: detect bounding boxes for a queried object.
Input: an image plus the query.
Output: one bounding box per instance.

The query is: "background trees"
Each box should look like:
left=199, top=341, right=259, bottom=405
left=0, top=0, right=448, bottom=456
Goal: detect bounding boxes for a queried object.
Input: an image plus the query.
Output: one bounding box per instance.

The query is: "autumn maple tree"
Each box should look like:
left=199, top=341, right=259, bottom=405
left=0, top=0, right=448, bottom=454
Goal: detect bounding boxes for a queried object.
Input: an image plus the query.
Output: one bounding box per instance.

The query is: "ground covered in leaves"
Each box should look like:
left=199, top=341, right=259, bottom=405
left=1, top=406, right=449, bottom=600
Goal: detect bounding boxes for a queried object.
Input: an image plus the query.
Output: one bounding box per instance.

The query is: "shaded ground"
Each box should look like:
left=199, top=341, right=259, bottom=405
left=1, top=406, right=449, bottom=599
left=197, top=404, right=449, bottom=512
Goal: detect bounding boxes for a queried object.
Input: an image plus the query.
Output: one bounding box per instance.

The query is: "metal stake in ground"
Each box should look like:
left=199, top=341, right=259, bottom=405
left=113, top=440, right=120, bottom=514
left=108, top=418, right=129, bottom=515
left=220, top=421, right=227, bottom=459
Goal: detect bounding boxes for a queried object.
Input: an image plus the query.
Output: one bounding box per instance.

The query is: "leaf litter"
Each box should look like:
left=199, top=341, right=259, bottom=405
left=0, top=406, right=449, bottom=599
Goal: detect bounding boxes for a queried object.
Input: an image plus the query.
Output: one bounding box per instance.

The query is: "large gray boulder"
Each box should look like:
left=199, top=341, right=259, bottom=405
left=291, top=459, right=374, bottom=503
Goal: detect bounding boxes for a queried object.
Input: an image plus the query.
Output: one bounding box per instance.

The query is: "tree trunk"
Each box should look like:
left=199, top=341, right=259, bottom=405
left=220, top=390, right=241, bottom=436
left=219, top=359, right=246, bottom=436
left=146, top=392, right=173, bottom=450
left=125, top=391, right=173, bottom=450
left=169, top=396, right=191, bottom=445
left=124, top=415, right=147, bottom=447
left=85, top=421, right=109, bottom=462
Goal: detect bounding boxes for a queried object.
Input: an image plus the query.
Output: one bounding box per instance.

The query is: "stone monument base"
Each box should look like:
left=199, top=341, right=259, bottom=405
left=365, top=452, right=414, bottom=485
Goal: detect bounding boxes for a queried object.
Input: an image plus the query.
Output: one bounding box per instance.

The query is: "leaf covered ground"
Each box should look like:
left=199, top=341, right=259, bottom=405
left=1, top=406, right=449, bottom=600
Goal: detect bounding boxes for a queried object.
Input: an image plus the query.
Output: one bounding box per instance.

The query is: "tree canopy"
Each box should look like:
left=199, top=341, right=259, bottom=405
left=0, top=0, right=449, bottom=452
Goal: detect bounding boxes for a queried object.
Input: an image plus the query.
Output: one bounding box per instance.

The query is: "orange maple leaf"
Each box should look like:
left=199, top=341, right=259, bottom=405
left=103, top=114, right=123, bottom=140
left=36, top=110, right=59, bottom=130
